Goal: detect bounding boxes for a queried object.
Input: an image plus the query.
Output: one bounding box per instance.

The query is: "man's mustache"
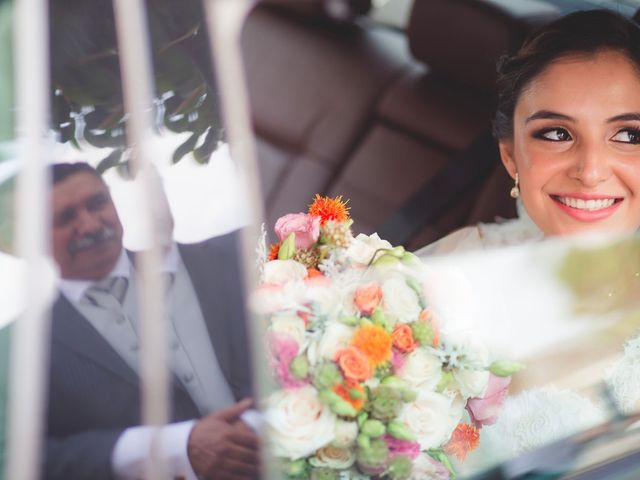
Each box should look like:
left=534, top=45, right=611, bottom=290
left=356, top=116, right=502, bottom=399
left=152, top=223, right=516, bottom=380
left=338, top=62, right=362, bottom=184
left=67, top=227, right=117, bottom=256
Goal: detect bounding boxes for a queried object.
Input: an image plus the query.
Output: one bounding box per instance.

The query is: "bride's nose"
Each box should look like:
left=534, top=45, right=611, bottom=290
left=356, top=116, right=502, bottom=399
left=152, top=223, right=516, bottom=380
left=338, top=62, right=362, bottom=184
left=568, top=140, right=612, bottom=187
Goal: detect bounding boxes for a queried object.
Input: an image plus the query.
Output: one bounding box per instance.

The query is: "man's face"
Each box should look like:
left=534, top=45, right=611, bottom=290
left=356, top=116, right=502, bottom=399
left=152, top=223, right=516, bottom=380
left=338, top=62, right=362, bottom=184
left=51, top=171, right=124, bottom=280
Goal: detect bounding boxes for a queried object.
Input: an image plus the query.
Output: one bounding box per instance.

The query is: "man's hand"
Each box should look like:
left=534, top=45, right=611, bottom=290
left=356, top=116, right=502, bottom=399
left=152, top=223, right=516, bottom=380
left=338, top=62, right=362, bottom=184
left=187, top=398, right=260, bottom=480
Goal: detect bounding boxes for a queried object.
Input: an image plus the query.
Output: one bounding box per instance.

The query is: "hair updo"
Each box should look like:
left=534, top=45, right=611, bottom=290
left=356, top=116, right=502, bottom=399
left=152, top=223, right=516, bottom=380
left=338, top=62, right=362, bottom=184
left=493, top=9, right=640, bottom=140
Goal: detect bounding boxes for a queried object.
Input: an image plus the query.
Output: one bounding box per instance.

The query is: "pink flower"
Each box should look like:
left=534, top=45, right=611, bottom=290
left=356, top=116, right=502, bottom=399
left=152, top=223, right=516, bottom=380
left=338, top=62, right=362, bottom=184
left=268, top=333, right=306, bottom=389
left=384, top=434, right=421, bottom=460
left=391, top=349, right=406, bottom=373
left=274, top=213, right=320, bottom=250
left=466, top=374, right=511, bottom=427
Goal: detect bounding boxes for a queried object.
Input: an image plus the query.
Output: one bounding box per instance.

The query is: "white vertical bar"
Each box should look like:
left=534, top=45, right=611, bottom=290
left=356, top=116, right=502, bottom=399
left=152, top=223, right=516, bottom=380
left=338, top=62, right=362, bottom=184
left=112, top=1, right=170, bottom=479
left=202, top=1, right=278, bottom=478
left=7, top=0, right=51, bottom=478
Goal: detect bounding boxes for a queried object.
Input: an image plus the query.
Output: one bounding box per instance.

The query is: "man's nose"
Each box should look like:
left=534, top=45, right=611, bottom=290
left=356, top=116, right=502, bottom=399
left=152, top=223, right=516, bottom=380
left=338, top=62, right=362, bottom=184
left=75, top=209, right=102, bottom=234
left=569, top=141, right=612, bottom=188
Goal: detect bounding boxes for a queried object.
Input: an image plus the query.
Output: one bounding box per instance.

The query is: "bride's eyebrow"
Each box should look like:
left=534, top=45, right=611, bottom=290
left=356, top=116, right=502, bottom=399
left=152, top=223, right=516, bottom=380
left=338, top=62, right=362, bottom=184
left=525, top=110, right=574, bottom=123
left=606, top=113, right=640, bottom=123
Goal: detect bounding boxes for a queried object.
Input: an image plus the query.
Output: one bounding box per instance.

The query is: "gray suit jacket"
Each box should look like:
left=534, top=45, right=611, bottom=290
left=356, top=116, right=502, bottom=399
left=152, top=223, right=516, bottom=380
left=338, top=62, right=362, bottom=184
left=45, top=231, right=253, bottom=480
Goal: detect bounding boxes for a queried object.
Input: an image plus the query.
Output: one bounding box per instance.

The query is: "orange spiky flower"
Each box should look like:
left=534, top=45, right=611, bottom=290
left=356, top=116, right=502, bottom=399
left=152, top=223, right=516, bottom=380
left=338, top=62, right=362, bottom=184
left=445, top=423, right=481, bottom=461
left=308, top=194, right=350, bottom=225
left=351, top=324, right=392, bottom=367
left=268, top=242, right=281, bottom=261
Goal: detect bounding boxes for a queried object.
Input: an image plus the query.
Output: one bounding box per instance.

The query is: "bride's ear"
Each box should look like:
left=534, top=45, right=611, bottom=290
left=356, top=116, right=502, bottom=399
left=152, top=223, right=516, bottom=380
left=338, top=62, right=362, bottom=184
left=498, top=140, right=517, bottom=180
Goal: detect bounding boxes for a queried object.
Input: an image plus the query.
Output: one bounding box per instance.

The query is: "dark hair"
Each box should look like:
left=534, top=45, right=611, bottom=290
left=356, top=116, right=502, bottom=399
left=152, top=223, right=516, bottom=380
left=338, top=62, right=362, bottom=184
left=50, top=162, right=102, bottom=185
left=493, top=9, right=640, bottom=140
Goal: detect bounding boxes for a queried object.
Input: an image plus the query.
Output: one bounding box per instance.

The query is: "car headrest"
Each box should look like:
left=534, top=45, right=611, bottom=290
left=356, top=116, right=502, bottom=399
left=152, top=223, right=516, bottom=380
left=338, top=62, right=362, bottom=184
left=408, top=0, right=560, bottom=91
left=259, top=0, right=371, bottom=22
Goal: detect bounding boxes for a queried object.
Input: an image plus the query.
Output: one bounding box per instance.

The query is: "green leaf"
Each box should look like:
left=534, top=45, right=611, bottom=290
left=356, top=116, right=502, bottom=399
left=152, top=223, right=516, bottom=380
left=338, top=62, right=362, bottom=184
left=278, top=233, right=296, bottom=260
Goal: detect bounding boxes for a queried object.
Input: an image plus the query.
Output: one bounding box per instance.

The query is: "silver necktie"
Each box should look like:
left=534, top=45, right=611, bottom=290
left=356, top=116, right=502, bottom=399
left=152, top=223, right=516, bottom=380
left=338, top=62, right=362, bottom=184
left=82, top=276, right=129, bottom=316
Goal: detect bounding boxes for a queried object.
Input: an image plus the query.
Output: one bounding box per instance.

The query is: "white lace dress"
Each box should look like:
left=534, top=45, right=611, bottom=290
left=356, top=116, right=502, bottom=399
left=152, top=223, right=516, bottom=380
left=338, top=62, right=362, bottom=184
left=415, top=210, right=640, bottom=471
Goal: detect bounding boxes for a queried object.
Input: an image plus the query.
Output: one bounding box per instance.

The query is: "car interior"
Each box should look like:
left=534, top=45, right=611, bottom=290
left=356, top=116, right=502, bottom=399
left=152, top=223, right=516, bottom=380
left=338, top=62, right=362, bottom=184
left=240, top=0, right=640, bottom=249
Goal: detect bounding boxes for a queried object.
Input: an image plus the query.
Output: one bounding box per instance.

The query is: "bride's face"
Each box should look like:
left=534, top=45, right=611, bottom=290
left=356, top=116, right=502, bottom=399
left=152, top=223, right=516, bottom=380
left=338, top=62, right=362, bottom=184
left=499, top=49, right=640, bottom=237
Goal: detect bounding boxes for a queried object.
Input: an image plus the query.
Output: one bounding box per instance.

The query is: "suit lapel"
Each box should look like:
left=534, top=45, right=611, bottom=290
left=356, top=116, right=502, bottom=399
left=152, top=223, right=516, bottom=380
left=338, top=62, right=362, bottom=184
left=51, top=294, right=139, bottom=387
left=179, top=234, right=253, bottom=400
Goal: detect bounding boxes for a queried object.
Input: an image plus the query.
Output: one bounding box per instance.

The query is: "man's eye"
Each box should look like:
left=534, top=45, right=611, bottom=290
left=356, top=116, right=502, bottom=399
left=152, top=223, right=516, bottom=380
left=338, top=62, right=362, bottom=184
left=536, top=128, right=571, bottom=141
left=86, top=193, right=109, bottom=211
left=611, top=128, right=640, bottom=144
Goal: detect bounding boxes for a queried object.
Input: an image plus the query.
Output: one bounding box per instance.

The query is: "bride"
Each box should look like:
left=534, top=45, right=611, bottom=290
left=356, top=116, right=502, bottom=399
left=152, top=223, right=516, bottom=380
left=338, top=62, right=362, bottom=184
left=416, top=8, right=640, bottom=472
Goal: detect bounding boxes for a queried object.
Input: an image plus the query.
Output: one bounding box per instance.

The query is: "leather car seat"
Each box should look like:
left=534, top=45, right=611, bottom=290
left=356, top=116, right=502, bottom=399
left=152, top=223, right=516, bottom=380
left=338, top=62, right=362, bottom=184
left=241, top=0, right=559, bottom=248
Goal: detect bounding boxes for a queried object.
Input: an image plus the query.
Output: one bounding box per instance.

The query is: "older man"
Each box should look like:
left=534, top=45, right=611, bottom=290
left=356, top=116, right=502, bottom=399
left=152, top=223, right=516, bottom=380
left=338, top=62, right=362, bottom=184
left=46, top=162, right=258, bottom=480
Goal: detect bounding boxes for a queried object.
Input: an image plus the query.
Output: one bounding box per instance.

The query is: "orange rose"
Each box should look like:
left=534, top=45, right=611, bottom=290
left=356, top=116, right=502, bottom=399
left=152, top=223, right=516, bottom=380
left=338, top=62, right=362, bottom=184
left=354, top=282, right=382, bottom=316
left=336, top=346, right=372, bottom=382
left=392, top=324, right=417, bottom=353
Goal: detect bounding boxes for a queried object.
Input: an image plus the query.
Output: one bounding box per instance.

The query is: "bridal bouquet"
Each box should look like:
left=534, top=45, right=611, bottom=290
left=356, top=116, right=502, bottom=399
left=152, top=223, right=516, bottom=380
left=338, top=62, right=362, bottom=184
left=253, top=195, right=521, bottom=480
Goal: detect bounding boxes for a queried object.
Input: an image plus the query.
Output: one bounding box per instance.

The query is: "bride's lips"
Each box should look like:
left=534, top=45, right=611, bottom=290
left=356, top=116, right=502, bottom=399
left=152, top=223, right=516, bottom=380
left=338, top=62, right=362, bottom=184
left=550, top=193, right=624, bottom=222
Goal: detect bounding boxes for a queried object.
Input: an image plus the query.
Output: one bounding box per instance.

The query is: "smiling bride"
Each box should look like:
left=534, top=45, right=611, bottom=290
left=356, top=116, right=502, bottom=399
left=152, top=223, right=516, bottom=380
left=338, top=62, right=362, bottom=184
left=416, top=8, right=640, bottom=470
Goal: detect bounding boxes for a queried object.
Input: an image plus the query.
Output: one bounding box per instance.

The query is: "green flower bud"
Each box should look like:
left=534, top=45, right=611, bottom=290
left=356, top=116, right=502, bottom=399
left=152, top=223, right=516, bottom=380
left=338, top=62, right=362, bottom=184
left=411, top=319, right=435, bottom=346
left=380, top=375, right=408, bottom=389
left=371, top=308, right=396, bottom=331
left=370, top=386, right=403, bottom=420
left=489, top=360, right=526, bottom=377
left=339, top=315, right=360, bottom=326
left=387, top=420, right=416, bottom=441
left=387, top=455, right=413, bottom=480
left=349, top=388, right=365, bottom=400
left=284, top=458, right=308, bottom=477
left=357, top=411, right=369, bottom=429
left=310, top=468, right=339, bottom=480
left=331, top=398, right=358, bottom=418
left=357, top=433, right=371, bottom=450
left=361, top=419, right=386, bottom=438
left=401, top=388, right=417, bottom=402
left=289, top=355, right=309, bottom=379
left=357, top=438, right=389, bottom=472
left=313, top=363, right=343, bottom=390
left=278, top=232, right=296, bottom=260
left=372, top=253, right=400, bottom=268
left=401, top=251, right=421, bottom=267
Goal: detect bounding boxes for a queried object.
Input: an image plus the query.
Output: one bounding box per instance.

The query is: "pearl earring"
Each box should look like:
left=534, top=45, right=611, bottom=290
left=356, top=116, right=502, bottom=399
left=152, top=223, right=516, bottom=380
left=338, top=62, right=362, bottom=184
left=510, top=173, right=520, bottom=199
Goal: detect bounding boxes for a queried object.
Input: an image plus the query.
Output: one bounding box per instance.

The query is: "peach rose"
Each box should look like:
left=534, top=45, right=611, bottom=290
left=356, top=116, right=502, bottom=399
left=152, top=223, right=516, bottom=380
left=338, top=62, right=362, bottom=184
left=392, top=324, right=417, bottom=353
left=354, top=282, right=382, bottom=316
left=336, top=346, right=372, bottom=382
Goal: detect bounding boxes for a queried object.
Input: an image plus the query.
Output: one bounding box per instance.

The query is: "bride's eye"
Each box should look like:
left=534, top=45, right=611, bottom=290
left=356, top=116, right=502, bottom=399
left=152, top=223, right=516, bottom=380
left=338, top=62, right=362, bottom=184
left=611, top=128, right=640, bottom=144
left=534, top=128, right=571, bottom=142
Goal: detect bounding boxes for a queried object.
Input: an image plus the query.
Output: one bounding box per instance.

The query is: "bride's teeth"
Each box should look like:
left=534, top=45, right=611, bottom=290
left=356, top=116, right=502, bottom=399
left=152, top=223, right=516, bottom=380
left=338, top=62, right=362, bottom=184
left=558, top=197, right=615, bottom=210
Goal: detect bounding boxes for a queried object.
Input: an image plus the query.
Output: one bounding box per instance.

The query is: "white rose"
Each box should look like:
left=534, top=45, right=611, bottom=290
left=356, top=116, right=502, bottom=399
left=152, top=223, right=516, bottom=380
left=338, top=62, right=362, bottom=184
left=332, top=419, right=359, bottom=448
left=250, top=281, right=307, bottom=315
left=264, top=260, right=308, bottom=285
left=410, top=453, right=451, bottom=480
left=452, top=368, right=490, bottom=399
left=309, top=446, right=356, bottom=469
left=306, top=283, right=341, bottom=319
left=397, top=349, right=442, bottom=391
left=265, top=385, right=337, bottom=460
left=345, top=233, right=392, bottom=267
left=398, top=391, right=464, bottom=450
left=314, top=321, right=355, bottom=362
left=382, top=277, right=421, bottom=323
left=269, top=313, right=307, bottom=349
